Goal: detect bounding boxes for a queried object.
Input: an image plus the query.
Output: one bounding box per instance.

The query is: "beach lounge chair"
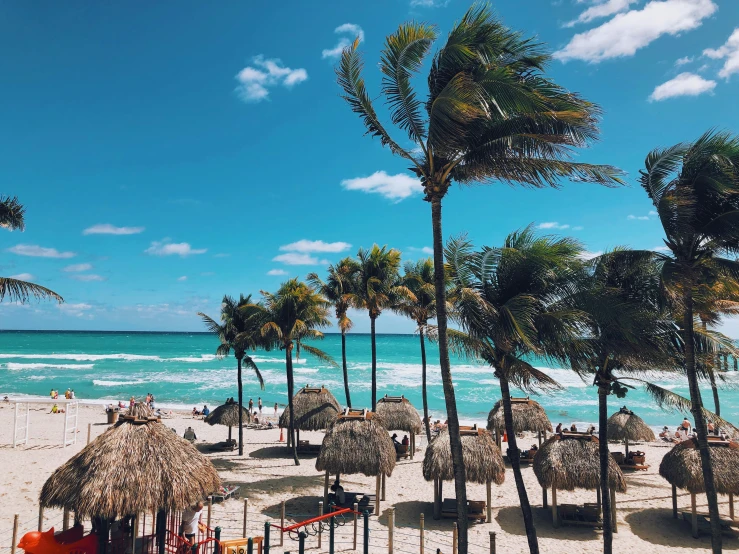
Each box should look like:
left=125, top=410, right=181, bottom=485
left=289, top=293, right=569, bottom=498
left=183, top=428, right=196, bottom=443
left=212, top=485, right=240, bottom=502
left=557, top=503, right=603, bottom=528
left=209, top=440, right=237, bottom=452
left=297, top=440, right=321, bottom=455
left=441, top=498, right=487, bottom=522
left=681, top=511, right=739, bottom=537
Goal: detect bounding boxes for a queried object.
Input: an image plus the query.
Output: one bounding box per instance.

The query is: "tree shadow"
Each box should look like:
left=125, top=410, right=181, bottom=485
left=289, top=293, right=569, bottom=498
left=224, top=474, right=327, bottom=499
left=249, top=445, right=298, bottom=459
left=495, top=506, right=602, bottom=541
left=261, top=495, right=325, bottom=520
left=624, top=508, right=739, bottom=548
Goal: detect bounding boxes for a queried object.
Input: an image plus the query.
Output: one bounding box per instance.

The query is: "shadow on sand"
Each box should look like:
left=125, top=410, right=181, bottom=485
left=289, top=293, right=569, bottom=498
left=624, top=507, right=739, bottom=549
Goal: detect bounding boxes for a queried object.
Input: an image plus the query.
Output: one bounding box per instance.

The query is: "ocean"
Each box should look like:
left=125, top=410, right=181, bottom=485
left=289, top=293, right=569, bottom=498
left=0, top=330, right=736, bottom=431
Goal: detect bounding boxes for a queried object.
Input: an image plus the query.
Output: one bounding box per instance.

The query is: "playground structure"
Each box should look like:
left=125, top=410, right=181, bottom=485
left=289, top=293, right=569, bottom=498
left=11, top=399, right=79, bottom=448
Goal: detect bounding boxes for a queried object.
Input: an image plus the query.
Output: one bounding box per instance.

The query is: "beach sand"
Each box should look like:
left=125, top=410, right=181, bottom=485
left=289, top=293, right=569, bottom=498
left=0, top=402, right=730, bottom=553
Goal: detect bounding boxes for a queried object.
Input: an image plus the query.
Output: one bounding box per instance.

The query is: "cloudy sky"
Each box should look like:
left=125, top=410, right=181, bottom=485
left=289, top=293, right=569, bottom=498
left=2, top=0, right=739, bottom=334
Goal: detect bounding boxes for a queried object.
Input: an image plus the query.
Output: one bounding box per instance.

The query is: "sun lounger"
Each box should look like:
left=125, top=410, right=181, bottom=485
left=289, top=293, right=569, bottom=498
left=557, top=503, right=603, bottom=528
left=441, top=498, right=487, bottom=522
left=395, top=444, right=409, bottom=460
left=209, top=440, right=237, bottom=452
left=297, top=440, right=321, bottom=455
left=212, top=485, right=240, bottom=502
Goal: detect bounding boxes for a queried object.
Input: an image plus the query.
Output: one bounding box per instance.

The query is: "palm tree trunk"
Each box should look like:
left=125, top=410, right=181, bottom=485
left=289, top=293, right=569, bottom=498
left=286, top=344, right=299, bottom=466
left=342, top=331, right=351, bottom=408
left=499, top=374, right=539, bottom=554
left=597, top=378, right=613, bottom=554
left=683, top=285, right=721, bottom=552
left=429, top=196, right=468, bottom=554
left=237, top=356, right=244, bottom=456
left=420, top=327, right=431, bottom=442
left=371, top=316, right=377, bottom=411
left=709, top=370, right=721, bottom=417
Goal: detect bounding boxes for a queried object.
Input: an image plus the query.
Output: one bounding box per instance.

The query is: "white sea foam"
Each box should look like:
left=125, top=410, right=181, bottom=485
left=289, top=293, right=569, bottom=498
left=4, top=363, right=94, bottom=370
left=93, top=379, right=146, bottom=387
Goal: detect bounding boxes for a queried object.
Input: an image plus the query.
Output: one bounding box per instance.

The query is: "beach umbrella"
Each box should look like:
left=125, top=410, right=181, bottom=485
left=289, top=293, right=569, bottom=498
left=205, top=401, right=251, bottom=442
left=533, top=434, right=626, bottom=528
left=487, top=397, right=552, bottom=445
left=375, top=395, right=423, bottom=458
left=659, top=438, right=739, bottom=537
left=279, top=385, right=341, bottom=445
left=606, top=408, right=655, bottom=457
left=315, top=409, right=395, bottom=513
left=422, top=426, right=505, bottom=522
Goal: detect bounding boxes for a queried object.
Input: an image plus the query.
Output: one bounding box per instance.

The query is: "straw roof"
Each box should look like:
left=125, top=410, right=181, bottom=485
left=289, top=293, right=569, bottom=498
left=128, top=402, right=153, bottom=419
left=487, top=399, right=552, bottom=434
left=205, top=402, right=250, bottom=428
left=606, top=409, right=655, bottom=442
left=659, top=439, right=739, bottom=495
left=422, top=428, right=505, bottom=485
left=315, top=413, right=395, bottom=477
left=533, top=436, right=626, bottom=492
left=375, top=396, right=423, bottom=434
left=40, top=414, right=221, bottom=519
left=279, top=386, right=341, bottom=431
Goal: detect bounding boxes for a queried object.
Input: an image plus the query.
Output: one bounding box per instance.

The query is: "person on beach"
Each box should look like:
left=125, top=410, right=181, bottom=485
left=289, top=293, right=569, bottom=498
left=192, top=407, right=200, bottom=417
left=258, top=397, right=262, bottom=414
left=180, top=501, right=204, bottom=543
left=129, top=397, right=135, bottom=408
left=69, top=389, right=75, bottom=399
left=555, top=423, right=563, bottom=434
left=570, top=423, right=578, bottom=432
left=659, top=426, right=671, bottom=440
left=249, top=398, right=253, bottom=412
left=274, top=402, right=278, bottom=416
left=50, top=389, right=54, bottom=399
left=681, top=417, right=691, bottom=430
left=202, top=405, right=210, bottom=417
left=586, top=424, right=595, bottom=435
left=402, top=435, right=409, bottom=447
left=184, top=427, right=197, bottom=441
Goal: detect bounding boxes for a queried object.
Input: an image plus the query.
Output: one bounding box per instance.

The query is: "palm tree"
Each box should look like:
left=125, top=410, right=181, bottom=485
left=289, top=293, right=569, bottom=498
left=308, top=257, right=360, bottom=407
left=446, top=228, right=588, bottom=554
left=0, top=196, right=62, bottom=304
left=639, top=130, right=739, bottom=554
left=198, top=295, right=265, bottom=456
left=347, top=245, right=405, bottom=410
left=335, top=7, right=621, bottom=549
left=256, top=278, right=336, bottom=465
left=394, top=258, right=440, bottom=441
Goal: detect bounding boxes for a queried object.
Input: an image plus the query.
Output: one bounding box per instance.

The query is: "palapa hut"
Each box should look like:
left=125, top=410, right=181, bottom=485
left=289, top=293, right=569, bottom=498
left=487, top=397, right=552, bottom=447
left=205, top=399, right=250, bottom=442
left=40, top=404, right=221, bottom=554
left=659, top=437, right=739, bottom=538
left=375, top=395, right=423, bottom=458
left=279, top=385, right=341, bottom=449
left=607, top=407, right=655, bottom=466
left=422, top=426, right=505, bottom=522
left=316, top=409, right=395, bottom=514
left=533, top=433, right=626, bottom=529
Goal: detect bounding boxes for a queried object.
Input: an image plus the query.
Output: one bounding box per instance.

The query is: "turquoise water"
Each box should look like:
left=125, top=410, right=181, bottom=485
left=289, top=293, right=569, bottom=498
left=0, top=330, right=735, bottom=430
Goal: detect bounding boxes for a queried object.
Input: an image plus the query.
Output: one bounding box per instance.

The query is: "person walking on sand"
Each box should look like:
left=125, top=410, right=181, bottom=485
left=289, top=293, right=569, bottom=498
left=258, top=397, right=262, bottom=414
left=248, top=398, right=253, bottom=412
left=274, top=402, right=278, bottom=416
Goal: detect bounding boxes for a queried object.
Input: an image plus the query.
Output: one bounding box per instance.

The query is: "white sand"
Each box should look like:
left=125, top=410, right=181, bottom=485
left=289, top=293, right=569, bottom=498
left=0, top=402, right=729, bottom=553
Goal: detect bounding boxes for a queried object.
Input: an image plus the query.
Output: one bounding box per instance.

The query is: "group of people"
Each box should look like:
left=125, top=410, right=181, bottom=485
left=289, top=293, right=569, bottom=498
left=192, top=405, right=210, bottom=417
left=248, top=397, right=279, bottom=416
left=391, top=433, right=410, bottom=453
left=555, top=422, right=596, bottom=434
left=49, top=388, right=75, bottom=400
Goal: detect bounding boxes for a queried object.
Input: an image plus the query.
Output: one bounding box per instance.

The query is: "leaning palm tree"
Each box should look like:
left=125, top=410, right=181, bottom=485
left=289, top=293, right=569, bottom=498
left=446, top=228, right=588, bottom=554
left=346, top=245, right=405, bottom=410
left=308, top=257, right=359, bottom=407
left=394, top=258, right=441, bottom=441
left=639, top=130, right=739, bottom=554
left=255, top=279, right=337, bottom=465
left=335, top=7, right=621, bottom=550
left=0, top=196, right=62, bottom=304
left=198, top=295, right=265, bottom=456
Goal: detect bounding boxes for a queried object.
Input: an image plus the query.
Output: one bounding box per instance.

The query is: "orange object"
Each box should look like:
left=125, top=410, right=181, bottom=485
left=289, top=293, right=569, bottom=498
left=18, top=528, right=98, bottom=554
left=502, top=430, right=508, bottom=442
left=279, top=427, right=284, bottom=442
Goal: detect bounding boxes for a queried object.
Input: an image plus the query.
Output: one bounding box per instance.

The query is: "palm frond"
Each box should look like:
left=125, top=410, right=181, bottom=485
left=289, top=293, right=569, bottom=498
left=0, top=196, right=26, bottom=231
left=243, top=356, right=265, bottom=390
left=300, top=343, right=338, bottom=368
left=0, top=277, right=63, bottom=304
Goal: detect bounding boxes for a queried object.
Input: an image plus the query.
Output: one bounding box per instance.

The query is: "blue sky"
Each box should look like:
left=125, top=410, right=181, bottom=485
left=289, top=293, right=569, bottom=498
left=2, top=0, right=739, bottom=334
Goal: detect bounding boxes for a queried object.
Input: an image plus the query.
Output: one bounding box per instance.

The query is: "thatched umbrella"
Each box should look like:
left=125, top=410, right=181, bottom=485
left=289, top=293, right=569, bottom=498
left=375, top=395, right=423, bottom=458
left=533, top=433, right=626, bottom=528
left=40, top=405, right=221, bottom=554
left=205, top=401, right=250, bottom=442
left=607, top=408, right=655, bottom=457
left=422, top=426, right=505, bottom=521
left=279, top=385, right=341, bottom=446
left=487, top=397, right=552, bottom=446
left=659, top=438, right=739, bottom=537
left=315, top=409, right=395, bottom=514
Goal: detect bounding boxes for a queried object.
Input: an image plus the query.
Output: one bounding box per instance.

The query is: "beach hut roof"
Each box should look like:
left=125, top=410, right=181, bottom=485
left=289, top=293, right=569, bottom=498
left=659, top=439, right=739, bottom=495
left=205, top=401, right=250, bottom=427
left=39, top=408, right=221, bottom=519
left=533, top=434, right=626, bottom=493
left=316, top=410, right=395, bottom=477
left=606, top=409, right=655, bottom=442
left=375, top=395, right=423, bottom=434
left=487, top=398, right=552, bottom=434
left=279, top=385, right=341, bottom=431
left=422, top=427, right=505, bottom=485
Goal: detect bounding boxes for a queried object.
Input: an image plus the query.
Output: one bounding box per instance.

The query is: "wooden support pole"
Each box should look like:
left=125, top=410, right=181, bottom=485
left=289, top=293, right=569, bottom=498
left=596, top=486, right=601, bottom=511
left=489, top=531, right=496, bottom=554
left=11, top=514, right=18, bottom=554
left=610, top=487, right=617, bottom=533
left=63, top=508, right=70, bottom=531
left=381, top=473, right=386, bottom=501
left=353, top=502, right=359, bottom=551
left=130, top=515, right=137, bottom=554
left=388, top=507, right=394, bottom=554
left=419, top=513, right=424, bottom=554
left=280, top=500, right=285, bottom=546
left=691, top=493, right=698, bottom=538
left=207, top=496, right=212, bottom=530
left=672, top=485, right=678, bottom=519
left=38, top=506, right=44, bottom=532
left=324, top=470, right=330, bottom=508
left=542, top=487, right=547, bottom=509
left=452, top=522, right=457, bottom=554
left=731, top=493, right=735, bottom=522
left=486, top=481, right=492, bottom=523
left=551, top=487, right=558, bottom=528
left=243, top=498, right=248, bottom=538
left=538, top=430, right=542, bottom=448
left=318, top=501, right=323, bottom=548
left=87, top=423, right=91, bottom=445
left=376, top=474, right=382, bottom=515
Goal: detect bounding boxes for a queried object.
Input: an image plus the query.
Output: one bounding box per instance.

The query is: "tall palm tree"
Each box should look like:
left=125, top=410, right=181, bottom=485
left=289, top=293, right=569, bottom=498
left=446, top=228, right=588, bottom=554
left=347, top=245, right=405, bottom=410
left=639, top=130, right=739, bottom=554
left=198, top=295, right=265, bottom=456
left=255, top=279, right=336, bottom=465
left=0, top=196, right=62, bottom=304
left=308, top=257, right=360, bottom=407
left=335, top=7, right=621, bottom=549
left=394, top=258, right=440, bottom=441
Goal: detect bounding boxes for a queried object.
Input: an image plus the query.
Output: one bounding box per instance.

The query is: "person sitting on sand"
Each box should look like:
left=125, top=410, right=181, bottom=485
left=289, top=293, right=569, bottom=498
left=183, top=427, right=197, bottom=441
left=659, top=426, right=671, bottom=440
left=129, top=397, right=135, bottom=408
left=681, top=417, right=691, bottom=431
left=192, top=407, right=200, bottom=417
left=555, top=423, right=563, bottom=434
left=391, top=433, right=401, bottom=450
left=570, top=423, right=578, bottom=432
left=402, top=435, right=410, bottom=447
left=586, top=424, right=595, bottom=435
left=202, top=405, right=210, bottom=417
left=50, top=404, right=59, bottom=414
left=118, top=400, right=126, bottom=409
left=329, top=480, right=346, bottom=505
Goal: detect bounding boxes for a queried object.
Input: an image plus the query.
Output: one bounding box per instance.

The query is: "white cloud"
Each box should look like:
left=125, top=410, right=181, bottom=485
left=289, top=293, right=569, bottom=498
left=70, top=274, right=105, bottom=282
left=83, top=224, right=145, bottom=235
left=8, top=244, right=75, bottom=258
left=572, top=226, right=584, bottom=231
left=579, top=251, right=603, bottom=260
left=57, top=303, right=92, bottom=317
left=704, top=28, right=739, bottom=79
left=145, top=240, right=207, bottom=257
left=267, top=269, right=288, bottom=276
left=272, top=253, right=328, bottom=265
left=235, top=56, right=308, bottom=102
left=649, top=210, right=658, bottom=216
left=322, top=23, right=364, bottom=59
left=410, top=0, right=450, bottom=6
left=408, top=246, right=434, bottom=255
left=653, top=245, right=671, bottom=252
left=555, top=0, right=717, bottom=63
left=537, top=222, right=571, bottom=230
left=9, top=273, right=34, bottom=280
left=675, top=56, right=694, bottom=66
left=177, top=276, right=187, bottom=282
left=341, top=171, right=422, bottom=202
left=279, top=240, right=352, bottom=253
left=564, top=0, right=638, bottom=27
left=628, top=214, right=650, bottom=220
left=649, top=72, right=716, bottom=101
left=64, top=263, right=93, bottom=272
